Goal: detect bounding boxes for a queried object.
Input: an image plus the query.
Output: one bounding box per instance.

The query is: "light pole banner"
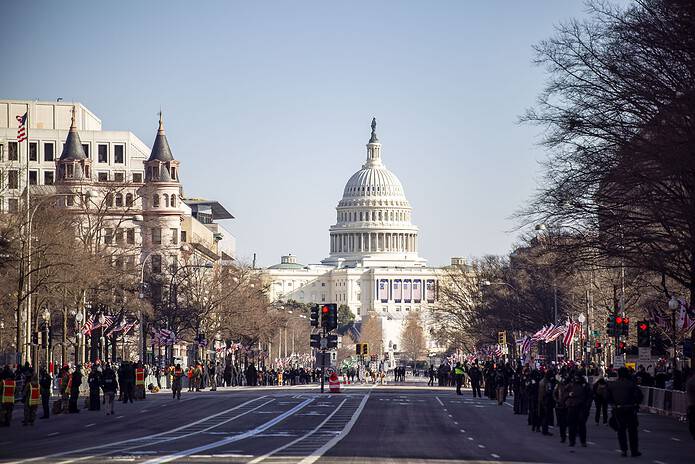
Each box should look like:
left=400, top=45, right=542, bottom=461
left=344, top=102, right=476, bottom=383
left=426, top=279, right=436, bottom=303
left=378, top=279, right=389, bottom=303
left=393, top=279, right=402, bottom=303
left=403, top=279, right=412, bottom=303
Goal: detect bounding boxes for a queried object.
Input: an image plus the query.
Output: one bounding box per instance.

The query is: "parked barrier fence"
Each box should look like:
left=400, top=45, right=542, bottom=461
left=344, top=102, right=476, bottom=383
left=639, top=386, right=688, bottom=420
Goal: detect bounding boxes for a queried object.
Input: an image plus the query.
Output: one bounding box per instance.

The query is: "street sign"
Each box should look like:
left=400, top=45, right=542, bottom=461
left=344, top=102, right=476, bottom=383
left=613, top=355, right=625, bottom=368
left=638, top=347, right=651, bottom=363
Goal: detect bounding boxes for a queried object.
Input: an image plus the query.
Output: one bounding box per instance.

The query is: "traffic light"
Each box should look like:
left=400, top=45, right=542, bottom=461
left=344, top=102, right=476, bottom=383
left=637, top=321, right=651, bottom=348
left=356, top=343, right=369, bottom=355
left=497, top=331, right=506, bottom=345
left=31, top=332, right=39, bottom=345
left=594, top=341, right=602, bottom=354
left=321, top=304, right=338, bottom=331
left=326, top=334, right=338, bottom=349
left=310, top=334, right=321, bottom=348
left=620, top=317, right=629, bottom=336
left=310, top=305, right=319, bottom=327
left=616, top=341, right=626, bottom=355
left=606, top=317, right=616, bottom=337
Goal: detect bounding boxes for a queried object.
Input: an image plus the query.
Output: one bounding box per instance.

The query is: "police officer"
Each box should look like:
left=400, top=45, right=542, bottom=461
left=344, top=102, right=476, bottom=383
left=172, top=363, right=184, bottom=400
left=39, top=366, right=52, bottom=419
left=454, top=362, right=465, bottom=395
left=607, top=367, right=643, bottom=457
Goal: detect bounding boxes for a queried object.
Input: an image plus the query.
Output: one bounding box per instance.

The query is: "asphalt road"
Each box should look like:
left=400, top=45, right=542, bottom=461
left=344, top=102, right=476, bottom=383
left=0, top=384, right=693, bottom=463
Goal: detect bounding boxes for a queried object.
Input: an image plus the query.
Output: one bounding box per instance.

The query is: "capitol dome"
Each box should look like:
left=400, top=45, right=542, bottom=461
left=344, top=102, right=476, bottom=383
left=322, top=119, right=425, bottom=267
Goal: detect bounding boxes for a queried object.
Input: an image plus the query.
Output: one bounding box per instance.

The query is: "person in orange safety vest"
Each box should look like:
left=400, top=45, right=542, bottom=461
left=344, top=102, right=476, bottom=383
left=23, top=373, right=40, bottom=426
left=1, top=367, right=16, bottom=427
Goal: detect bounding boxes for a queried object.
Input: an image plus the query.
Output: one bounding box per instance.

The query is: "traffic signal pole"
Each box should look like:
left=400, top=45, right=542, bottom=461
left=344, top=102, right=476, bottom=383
left=320, top=325, right=326, bottom=394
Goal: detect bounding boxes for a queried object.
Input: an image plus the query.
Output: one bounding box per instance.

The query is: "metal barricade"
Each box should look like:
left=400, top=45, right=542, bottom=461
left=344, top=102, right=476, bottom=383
left=639, top=385, right=687, bottom=419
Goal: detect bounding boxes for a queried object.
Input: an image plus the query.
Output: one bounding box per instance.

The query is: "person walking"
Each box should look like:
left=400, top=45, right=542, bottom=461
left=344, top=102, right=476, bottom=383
left=565, top=372, right=591, bottom=447
left=101, top=365, right=118, bottom=415
left=39, top=367, right=51, bottom=419
left=539, top=370, right=555, bottom=436
left=68, top=365, right=82, bottom=413
left=209, top=361, right=217, bottom=391
left=469, top=362, right=482, bottom=398
left=22, top=373, right=40, bottom=426
left=607, top=367, right=643, bottom=457
left=454, top=362, right=465, bottom=395
left=592, top=376, right=609, bottom=425
left=172, top=364, right=184, bottom=400
left=554, top=375, right=570, bottom=443
left=87, top=365, right=102, bottom=411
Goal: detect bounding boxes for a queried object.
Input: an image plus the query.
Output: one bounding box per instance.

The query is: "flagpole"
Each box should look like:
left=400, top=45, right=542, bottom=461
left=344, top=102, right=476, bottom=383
left=24, top=107, right=32, bottom=366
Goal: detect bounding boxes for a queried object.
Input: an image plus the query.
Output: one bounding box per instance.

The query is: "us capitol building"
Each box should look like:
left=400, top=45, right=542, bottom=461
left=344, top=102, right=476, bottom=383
left=265, top=119, right=462, bottom=358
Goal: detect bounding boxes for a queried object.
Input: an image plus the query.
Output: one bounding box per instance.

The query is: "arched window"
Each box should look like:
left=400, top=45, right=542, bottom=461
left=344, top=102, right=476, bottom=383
left=153, top=194, right=160, bottom=207
left=164, top=194, right=169, bottom=207
left=106, top=193, right=114, bottom=207
left=171, top=194, right=176, bottom=207
left=125, top=193, right=133, bottom=207
left=115, top=193, right=123, bottom=207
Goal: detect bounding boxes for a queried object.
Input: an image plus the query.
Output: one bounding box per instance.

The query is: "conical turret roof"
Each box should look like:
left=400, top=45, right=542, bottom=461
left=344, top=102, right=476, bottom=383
left=148, top=112, right=174, bottom=161
left=60, top=107, right=87, bottom=161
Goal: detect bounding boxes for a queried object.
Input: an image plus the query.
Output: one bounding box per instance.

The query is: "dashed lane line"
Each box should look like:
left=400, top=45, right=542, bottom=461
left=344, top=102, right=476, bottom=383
left=7, top=396, right=269, bottom=464
left=142, top=398, right=315, bottom=464
left=296, top=393, right=370, bottom=464
left=84, top=423, right=96, bottom=428
left=491, top=454, right=500, bottom=459
left=477, top=444, right=485, bottom=449
left=247, top=398, right=348, bottom=464
left=435, top=397, right=445, bottom=407
left=670, top=437, right=681, bottom=442
left=46, top=432, right=59, bottom=437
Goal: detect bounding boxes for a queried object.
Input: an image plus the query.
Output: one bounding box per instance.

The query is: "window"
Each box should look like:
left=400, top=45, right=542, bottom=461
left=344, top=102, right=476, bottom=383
left=104, top=228, right=113, bottom=245
left=171, top=228, right=178, bottom=245
left=180, top=230, right=187, bottom=243
left=84, top=165, right=90, bottom=178
left=65, top=195, right=74, bottom=207
left=126, top=255, right=135, bottom=270
left=8, top=199, right=19, bottom=213
left=98, top=144, right=108, bottom=163
left=29, top=170, right=37, bottom=185
left=115, top=228, right=124, bottom=244
left=44, top=143, right=54, bottom=161
left=114, top=145, right=124, bottom=163
left=44, top=171, right=54, bottom=185
left=29, top=142, right=37, bottom=161
left=114, top=172, right=125, bottom=182
left=66, top=164, right=74, bottom=178
left=105, top=193, right=113, bottom=207
left=126, top=228, right=135, bottom=245
left=152, top=194, right=160, bottom=207
left=132, top=172, right=143, bottom=183
left=151, top=254, right=162, bottom=274
left=125, top=193, right=133, bottom=207
left=171, top=194, right=176, bottom=207
left=115, top=193, right=123, bottom=207
left=8, top=170, right=19, bottom=189
left=0, top=144, right=3, bottom=161
left=98, top=172, right=108, bottom=182
left=163, top=194, right=169, bottom=207
left=82, top=143, right=90, bottom=157
left=170, top=255, right=178, bottom=273
left=152, top=227, right=161, bottom=245
left=8, top=142, right=18, bottom=161
left=170, top=166, right=177, bottom=180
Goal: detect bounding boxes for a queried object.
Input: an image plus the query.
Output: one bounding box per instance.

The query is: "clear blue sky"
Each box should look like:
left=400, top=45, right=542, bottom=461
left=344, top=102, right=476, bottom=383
left=1, top=1, right=629, bottom=267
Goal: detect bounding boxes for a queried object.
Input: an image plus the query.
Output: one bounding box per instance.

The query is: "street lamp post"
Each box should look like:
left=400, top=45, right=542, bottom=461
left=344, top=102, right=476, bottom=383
left=74, top=311, right=84, bottom=365
left=41, top=308, right=50, bottom=369
left=668, top=296, right=680, bottom=367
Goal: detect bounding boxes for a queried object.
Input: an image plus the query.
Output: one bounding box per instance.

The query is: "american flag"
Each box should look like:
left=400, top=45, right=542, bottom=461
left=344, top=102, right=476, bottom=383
left=544, top=324, right=566, bottom=342
left=521, top=335, right=532, bottom=354
left=81, top=316, right=95, bottom=335
left=563, top=320, right=582, bottom=346
left=91, top=315, right=114, bottom=331
left=16, top=112, right=28, bottom=142
left=531, top=325, right=550, bottom=341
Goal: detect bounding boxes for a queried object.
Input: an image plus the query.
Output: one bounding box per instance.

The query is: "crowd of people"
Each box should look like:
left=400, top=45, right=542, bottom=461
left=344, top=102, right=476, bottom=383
left=441, top=358, right=695, bottom=457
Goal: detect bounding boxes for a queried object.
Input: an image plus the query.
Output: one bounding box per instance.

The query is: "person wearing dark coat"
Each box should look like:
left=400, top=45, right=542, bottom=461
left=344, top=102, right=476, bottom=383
left=39, top=367, right=52, bottom=419
left=606, top=367, right=643, bottom=457
left=539, top=371, right=555, bottom=435
left=87, top=365, right=102, bottom=411
left=68, top=366, right=82, bottom=413
left=592, top=376, right=609, bottom=424
left=565, top=372, right=591, bottom=447
left=469, top=363, right=482, bottom=398
left=527, top=370, right=542, bottom=432
left=101, top=365, right=118, bottom=415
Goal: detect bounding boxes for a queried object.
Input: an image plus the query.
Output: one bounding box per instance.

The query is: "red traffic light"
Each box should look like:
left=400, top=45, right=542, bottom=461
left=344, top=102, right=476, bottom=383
left=616, top=317, right=623, bottom=324
left=618, top=341, right=626, bottom=349
left=639, top=323, right=648, bottom=331
left=321, top=305, right=329, bottom=313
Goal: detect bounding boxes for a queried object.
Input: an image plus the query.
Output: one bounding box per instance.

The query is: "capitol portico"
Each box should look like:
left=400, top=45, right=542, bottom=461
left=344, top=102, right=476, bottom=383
left=265, top=119, right=452, bottom=360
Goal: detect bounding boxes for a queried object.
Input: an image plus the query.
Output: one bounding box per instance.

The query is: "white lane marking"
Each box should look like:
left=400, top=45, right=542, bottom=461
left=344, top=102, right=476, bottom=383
left=643, top=429, right=652, bottom=433
left=190, top=455, right=254, bottom=459
left=46, top=432, right=59, bottom=437
left=248, top=398, right=349, bottom=464
left=453, top=421, right=458, bottom=425
left=478, top=444, right=485, bottom=449
left=116, top=415, right=124, bottom=419
left=435, top=397, right=444, bottom=407
left=460, top=429, right=466, bottom=433
left=297, top=393, right=370, bottom=464
left=7, top=397, right=268, bottom=464
left=491, top=454, right=500, bottom=459
left=142, top=398, right=314, bottom=464
left=140, top=409, right=149, bottom=413
left=84, top=423, right=96, bottom=428
left=467, top=437, right=474, bottom=441
left=653, top=460, right=667, bottom=464
left=671, top=437, right=681, bottom=442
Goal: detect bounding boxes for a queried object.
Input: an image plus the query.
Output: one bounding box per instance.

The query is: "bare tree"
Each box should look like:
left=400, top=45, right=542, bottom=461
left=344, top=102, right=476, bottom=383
left=400, top=313, right=427, bottom=366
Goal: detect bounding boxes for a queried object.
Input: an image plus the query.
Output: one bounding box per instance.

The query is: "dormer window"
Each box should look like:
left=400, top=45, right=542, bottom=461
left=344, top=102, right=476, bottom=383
left=170, top=166, right=177, bottom=180
left=66, top=164, right=74, bottom=178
